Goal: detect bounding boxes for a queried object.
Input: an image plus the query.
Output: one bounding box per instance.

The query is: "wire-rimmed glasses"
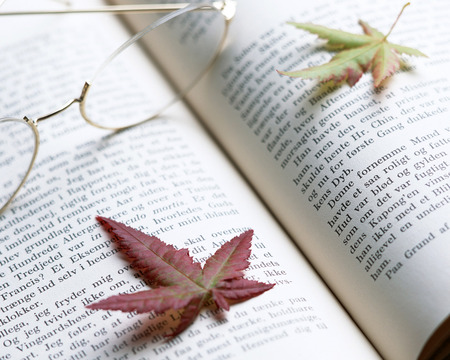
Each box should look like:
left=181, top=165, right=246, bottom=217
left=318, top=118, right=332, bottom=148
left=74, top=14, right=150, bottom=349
left=0, top=1, right=236, bottom=214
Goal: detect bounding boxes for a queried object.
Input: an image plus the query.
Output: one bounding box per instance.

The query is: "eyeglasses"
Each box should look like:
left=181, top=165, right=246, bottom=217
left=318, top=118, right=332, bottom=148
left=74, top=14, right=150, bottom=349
left=0, top=1, right=236, bottom=215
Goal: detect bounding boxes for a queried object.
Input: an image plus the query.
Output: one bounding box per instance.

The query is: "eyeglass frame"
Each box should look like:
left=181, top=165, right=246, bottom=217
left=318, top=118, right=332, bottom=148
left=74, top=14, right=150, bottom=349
left=0, top=1, right=236, bottom=215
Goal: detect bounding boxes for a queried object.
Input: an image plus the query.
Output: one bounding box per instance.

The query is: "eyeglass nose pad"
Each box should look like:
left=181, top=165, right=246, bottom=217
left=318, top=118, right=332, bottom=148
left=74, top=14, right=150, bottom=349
left=0, top=117, right=40, bottom=214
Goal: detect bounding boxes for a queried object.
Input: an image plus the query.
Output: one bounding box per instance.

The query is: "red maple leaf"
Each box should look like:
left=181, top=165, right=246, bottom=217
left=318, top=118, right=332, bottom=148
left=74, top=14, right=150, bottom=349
left=86, top=216, right=274, bottom=336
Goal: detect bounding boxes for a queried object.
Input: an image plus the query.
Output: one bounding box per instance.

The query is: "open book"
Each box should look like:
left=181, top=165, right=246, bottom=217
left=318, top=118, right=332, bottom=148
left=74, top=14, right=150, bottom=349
left=0, top=0, right=448, bottom=359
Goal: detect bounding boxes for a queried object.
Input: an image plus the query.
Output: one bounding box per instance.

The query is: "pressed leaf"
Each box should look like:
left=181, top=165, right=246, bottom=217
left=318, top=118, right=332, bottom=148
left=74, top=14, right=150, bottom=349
left=87, top=217, right=274, bottom=336
left=279, top=3, right=427, bottom=87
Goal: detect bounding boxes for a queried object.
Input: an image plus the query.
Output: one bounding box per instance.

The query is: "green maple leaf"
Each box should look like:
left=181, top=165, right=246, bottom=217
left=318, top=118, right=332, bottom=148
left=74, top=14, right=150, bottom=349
left=278, top=3, right=427, bottom=87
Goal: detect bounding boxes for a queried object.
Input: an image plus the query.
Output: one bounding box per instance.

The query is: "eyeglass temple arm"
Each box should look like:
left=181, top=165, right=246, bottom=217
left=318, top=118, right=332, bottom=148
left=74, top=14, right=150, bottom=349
left=0, top=1, right=235, bottom=17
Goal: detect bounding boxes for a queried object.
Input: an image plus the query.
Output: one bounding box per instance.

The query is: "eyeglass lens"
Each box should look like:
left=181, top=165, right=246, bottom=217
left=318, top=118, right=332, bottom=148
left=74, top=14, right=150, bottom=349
left=83, top=5, right=226, bottom=129
left=0, top=118, right=37, bottom=210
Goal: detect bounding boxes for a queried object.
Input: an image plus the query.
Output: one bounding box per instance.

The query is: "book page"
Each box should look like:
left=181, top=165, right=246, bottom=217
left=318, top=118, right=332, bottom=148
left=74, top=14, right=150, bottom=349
left=0, top=2, right=380, bottom=359
left=121, top=0, right=450, bottom=359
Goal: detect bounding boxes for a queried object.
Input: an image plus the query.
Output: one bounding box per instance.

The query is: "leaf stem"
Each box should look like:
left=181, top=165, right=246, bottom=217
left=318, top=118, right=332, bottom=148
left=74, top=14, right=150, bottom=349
left=384, top=2, right=410, bottom=40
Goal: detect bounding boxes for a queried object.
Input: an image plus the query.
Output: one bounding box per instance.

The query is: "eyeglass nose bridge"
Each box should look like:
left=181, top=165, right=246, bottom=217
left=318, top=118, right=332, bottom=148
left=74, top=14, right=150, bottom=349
left=35, top=96, right=81, bottom=124
left=34, top=81, right=92, bottom=125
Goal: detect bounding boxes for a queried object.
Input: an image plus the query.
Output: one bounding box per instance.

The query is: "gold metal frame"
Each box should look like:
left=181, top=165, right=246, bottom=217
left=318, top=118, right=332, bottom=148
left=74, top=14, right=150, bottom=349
left=0, top=1, right=236, bottom=214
